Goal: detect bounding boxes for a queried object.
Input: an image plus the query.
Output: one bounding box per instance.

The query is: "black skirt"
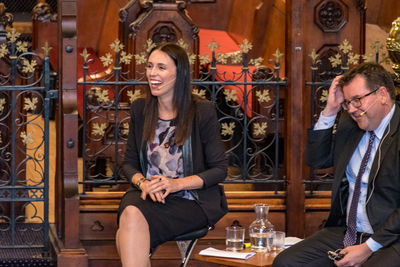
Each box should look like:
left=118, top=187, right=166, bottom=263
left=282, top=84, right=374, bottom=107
left=117, top=189, right=208, bottom=249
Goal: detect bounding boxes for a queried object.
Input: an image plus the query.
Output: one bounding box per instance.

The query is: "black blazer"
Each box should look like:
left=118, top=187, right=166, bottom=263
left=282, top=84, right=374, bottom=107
left=122, top=98, right=228, bottom=226
left=306, top=103, right=400, bottom=253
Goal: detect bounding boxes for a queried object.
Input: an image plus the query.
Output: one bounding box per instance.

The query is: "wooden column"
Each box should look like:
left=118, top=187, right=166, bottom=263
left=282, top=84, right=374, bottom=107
left=54, top=0, right=88, bottom=265
left=285, top=0, right=306, bottom=237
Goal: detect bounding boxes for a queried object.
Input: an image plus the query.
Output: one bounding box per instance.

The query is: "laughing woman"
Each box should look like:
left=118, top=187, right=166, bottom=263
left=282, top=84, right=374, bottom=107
left=116, top=43, right=228, bottom=267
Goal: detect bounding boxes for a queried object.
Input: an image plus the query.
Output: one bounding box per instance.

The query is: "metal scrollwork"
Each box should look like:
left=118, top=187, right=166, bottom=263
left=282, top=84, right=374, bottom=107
left=0, top=26, right=56, bottom=254
left=79, top=39, right=287, bottom=187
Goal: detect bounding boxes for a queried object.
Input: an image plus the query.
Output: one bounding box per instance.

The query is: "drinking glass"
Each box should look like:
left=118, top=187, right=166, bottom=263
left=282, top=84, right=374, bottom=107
left=225, top=226, right=245, bottom=251
left=272, top=231, right=285, bottom=252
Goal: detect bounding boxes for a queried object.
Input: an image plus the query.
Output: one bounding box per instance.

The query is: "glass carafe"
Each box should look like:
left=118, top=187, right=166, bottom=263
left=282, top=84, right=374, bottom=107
left=249, top=203, right=274, bottom=252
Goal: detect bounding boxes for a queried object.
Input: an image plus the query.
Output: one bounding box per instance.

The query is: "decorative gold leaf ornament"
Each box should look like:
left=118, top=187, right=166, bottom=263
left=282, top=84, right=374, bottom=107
left=239, top=39, right=253, bottom=53
left=100, top=52, right=113, bottom=67
left=145, top=39, right=156, bottom=53
left=134, top=52, right=147, bottom=65
left=0, top=98, right=5, bottom=111
left=370, top=40, right=390, bottom=64
left=0, top=44, right=8, bottom=58
left=188, top=54, right=197, bottom=65
left=199, top=54, right=210, bottom=65
left=362, top=53, right=375, bottom=63
left=110, top=39, right=124, bottom=53
left=224, top=89, right=238, bottom=102
left=348, top=52, right=360, bottom=65
left=221, top=122, right=235, bottom=136
left=80, top=48, right=90, bottom=64
left=120, top=51, right=133, bottom=65
left=256, top=90, right=271, bottom=103
left=329, top=54, right=341, bottom=68
left=7, top=28, right=20, bottom=43
left=94, top=88, right=111, bottom=103
left=24, top=97, right=38, bottom=111
left=192, top=88, right=206, bottom=99
left=338, top=39, right=352, bottom=54
left=20, top=131, right=34, bottom=145
left=208, top=40, right=220, bottom=52
left=177, top=39, right=188, bottom=51
left=16, top=41, right=28, bottom=53
left=253, top=122, right=267, bottom=136
left=371, top=40, right=383, bottom=54
left=217, top=52, right=229, bottom=64
left=309, top=49, right=320, bottom=70
left=249, top=57, right=263, bottom=67
left=91, top=123, right=107, bottom=137
left=22, top=59, right=37, bottom=73
left=42, top=41, right=52, bottom=57
left=122, top=122, right=129, bottom=135
left=127, top=90, right=142, bottom=103
left=231, top=51, right=242, bottom=64
left=320, top=89, right=328, bottom=103
left=273, top=49, right=283, bottom=63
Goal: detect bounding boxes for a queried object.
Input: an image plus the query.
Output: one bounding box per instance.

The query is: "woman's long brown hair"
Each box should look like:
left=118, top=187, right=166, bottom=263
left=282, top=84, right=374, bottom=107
left=142, top=43, right=195, bottom=146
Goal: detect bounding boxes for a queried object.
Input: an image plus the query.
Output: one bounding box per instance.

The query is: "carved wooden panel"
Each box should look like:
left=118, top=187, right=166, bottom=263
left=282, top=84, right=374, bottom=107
left=314, top=0, right=348, bottom=33
left=124, top=1, right=199, bottom=77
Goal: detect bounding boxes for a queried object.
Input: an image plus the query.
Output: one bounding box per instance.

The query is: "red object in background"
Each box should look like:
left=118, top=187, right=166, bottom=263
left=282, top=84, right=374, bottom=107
left=199, top=29, right=255, bottom=118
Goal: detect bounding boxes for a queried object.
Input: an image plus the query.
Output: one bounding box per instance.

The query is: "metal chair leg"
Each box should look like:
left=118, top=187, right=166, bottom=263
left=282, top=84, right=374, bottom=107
left=177, top=239, right=198, bottom=267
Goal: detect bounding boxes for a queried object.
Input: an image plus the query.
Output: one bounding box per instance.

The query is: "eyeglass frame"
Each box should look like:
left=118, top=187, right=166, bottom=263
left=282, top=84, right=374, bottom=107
left=341, top=88, right=379, bottom=111
left=327, top=249, right=345, bottom=261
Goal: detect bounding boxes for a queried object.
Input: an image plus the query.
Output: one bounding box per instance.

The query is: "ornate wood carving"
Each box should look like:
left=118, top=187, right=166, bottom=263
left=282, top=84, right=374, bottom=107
left=314, top=0, right=348, bottom=33
left=152, top=25, right=178, bottom=43
left=124, top=0, right=199, bottom=77
left=32, top=0, right=57, bottom=22
left=355, top=0, right=366, bottom=11
left=119, top=0, right=144, bottom=48
left=0, top=3, right=13, bottom=42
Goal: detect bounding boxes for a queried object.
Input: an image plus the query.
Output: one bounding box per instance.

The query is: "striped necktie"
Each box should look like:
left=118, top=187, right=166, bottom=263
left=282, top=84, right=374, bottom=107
left=343, top=131, right=376, bottom=247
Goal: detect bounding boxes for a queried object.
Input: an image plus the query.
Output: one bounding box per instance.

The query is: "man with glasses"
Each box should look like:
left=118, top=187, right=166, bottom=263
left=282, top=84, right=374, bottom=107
left=273, top=62, right=400, bottom=266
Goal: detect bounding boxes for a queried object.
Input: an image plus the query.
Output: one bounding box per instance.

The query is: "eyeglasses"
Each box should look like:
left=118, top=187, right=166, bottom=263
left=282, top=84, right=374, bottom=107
left=327, top=249, right=344, bottom=261
left=341, top=88, right=378, bottom=111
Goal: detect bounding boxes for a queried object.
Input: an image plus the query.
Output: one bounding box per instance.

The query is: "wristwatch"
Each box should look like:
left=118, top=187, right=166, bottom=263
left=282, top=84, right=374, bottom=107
left=135, top=177, right=147, bottom=190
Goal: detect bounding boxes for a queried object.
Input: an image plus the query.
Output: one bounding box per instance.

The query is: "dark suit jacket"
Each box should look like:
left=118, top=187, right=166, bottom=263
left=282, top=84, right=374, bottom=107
left=122, top=98, right=228, bottom=226
left=306, top=103, right=400, bottom=253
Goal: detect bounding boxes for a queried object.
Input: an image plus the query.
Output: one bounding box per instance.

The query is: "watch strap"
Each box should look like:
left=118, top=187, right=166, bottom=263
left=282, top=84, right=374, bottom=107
left=135, top=177, right=146, bottom=190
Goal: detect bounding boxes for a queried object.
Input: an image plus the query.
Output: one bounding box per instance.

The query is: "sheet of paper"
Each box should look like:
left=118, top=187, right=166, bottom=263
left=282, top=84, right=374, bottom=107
left=284, top=236, right=303, bottom=247
left=199, top=247, right=256, bottom=259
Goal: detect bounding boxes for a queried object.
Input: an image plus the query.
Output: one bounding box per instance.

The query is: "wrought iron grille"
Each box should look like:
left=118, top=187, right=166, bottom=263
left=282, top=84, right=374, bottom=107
left=305, top=40, right=389, bottom=194
left=2, top=0, right=57, bottom=14
left=0, top=29, right=57, bottom=255
left=78, top=40, right=287, bottom=193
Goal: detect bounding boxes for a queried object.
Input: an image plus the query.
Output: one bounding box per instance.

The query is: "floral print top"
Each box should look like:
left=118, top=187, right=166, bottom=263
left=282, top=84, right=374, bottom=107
left=146, top=119, right=194, bottom=200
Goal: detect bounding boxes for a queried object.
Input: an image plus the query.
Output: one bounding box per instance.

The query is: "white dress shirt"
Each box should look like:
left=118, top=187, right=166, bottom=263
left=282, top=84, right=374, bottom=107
left=314, top=104, right=395, bottom=252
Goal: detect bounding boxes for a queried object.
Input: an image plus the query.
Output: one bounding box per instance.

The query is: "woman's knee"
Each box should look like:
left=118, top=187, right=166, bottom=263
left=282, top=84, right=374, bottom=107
left=119, top=205, right=147, bottom=229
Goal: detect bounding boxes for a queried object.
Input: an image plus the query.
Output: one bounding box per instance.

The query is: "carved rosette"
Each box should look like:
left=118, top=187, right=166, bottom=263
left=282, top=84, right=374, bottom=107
left=387, top=17, right=400, bottom=80
left=315, top=0, right=348, bottom=33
